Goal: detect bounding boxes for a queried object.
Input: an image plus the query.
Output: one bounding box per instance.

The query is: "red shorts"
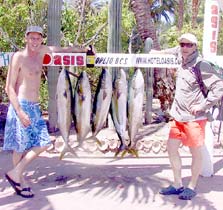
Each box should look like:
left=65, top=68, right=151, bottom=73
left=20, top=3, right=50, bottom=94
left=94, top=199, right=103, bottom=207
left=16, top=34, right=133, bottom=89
left=169, top=119, right=207, bottom=147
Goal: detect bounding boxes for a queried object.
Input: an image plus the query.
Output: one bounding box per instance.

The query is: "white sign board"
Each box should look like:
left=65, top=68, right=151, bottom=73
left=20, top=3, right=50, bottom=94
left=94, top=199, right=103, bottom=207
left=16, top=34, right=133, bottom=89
left=0, top=52, right=181, bottom=68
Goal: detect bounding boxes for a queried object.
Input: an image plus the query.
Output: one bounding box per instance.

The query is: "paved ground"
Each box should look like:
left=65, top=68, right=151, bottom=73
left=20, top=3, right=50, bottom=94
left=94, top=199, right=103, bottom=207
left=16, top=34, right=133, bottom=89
left=1, top=123, right=223, bottom=210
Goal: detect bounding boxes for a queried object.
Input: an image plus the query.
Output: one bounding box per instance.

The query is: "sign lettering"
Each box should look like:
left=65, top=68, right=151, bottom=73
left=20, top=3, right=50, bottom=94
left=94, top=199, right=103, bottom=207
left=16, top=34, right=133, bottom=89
left=0, top=52, right=13, bottom=67
left=43, top=53, right=86, bottom=66
left=203, top=0, right=220, bottom=57
left=1, top=52, right=223, bottom=68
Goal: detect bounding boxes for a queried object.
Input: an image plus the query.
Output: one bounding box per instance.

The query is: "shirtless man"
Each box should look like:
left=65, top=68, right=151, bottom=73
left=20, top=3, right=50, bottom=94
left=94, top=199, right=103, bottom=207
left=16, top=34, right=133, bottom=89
left=3, top=26, right=88, bottom=198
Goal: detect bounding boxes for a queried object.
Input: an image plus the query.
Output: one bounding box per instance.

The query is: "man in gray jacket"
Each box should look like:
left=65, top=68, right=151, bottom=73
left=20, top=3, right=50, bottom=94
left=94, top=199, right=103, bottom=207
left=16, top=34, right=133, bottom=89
left=155, top=33, right=223, bottom=200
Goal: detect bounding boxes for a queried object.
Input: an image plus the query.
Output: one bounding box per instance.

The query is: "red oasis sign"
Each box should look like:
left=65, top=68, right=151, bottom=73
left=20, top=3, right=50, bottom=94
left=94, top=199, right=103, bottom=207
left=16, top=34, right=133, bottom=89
left=202, top=0, right=220, bottom=57
left=43, top=53, right=86, bottom=66
left=210, top=3, right=219, bottom=53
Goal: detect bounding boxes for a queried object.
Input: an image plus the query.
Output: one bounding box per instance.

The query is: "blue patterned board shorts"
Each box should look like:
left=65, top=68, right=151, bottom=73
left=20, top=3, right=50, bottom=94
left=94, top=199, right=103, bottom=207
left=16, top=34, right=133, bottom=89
left=3, top=98, right=51, bottom=153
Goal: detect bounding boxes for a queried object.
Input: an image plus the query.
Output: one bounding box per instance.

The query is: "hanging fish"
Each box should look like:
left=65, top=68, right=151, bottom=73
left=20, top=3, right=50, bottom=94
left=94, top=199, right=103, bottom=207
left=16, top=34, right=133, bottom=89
left=73, top=71, right=92, bottom=148
left=56, top=68, right=77, bottom=159
left=127, top=69, right=144, bottom=155
left=110, top=69, right=129, bottom=156
left=92, top=68, right=113, bottom=137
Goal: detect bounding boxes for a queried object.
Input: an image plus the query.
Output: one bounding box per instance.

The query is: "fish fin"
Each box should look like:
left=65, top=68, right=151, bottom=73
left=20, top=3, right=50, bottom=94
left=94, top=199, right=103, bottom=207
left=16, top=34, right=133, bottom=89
left=120, top=150, right=128, bottom=158
left=59, top=144, right=78, bottom=160
left=115, top=148, right=138, bottom=158
left=114, top=149, right=121, bottom=157
left=114, top=147, right=126, bottom=158
left=85, top=135, right=102, bottom=146
left=128, top=148, right=139, bottom=157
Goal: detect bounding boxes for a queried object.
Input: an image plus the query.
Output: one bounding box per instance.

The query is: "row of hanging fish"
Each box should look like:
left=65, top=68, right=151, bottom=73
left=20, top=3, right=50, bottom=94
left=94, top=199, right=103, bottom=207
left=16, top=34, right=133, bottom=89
left=56, top=67, right=145, bottom=158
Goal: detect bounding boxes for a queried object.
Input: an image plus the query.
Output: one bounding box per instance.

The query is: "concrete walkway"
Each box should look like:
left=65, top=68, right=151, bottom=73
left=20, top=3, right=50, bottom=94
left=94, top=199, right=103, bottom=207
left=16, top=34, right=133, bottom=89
left=1, top=147, right=223, bottom=210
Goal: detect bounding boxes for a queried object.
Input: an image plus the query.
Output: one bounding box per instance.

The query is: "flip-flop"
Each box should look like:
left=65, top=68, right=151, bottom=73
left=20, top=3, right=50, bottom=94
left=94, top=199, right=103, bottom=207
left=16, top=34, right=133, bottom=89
left=18, top=187, right=34, bottom=198
left=5, top=174, right=22, bottom=195
left=159, top=185, right=184, bottom=195
left=178, top=187, right=197, bottom=200
left=5, top=174, right=34, bottom=198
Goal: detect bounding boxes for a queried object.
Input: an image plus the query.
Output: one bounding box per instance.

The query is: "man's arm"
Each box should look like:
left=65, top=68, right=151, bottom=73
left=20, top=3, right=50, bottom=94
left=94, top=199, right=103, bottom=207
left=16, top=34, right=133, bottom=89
left=43, top=45, right=88, bottom=54
left=5, top=52, right=21, bottom=112
left=5, top=52, right=31, bottom=127
left=150, top=46, right=179, bottom=55
left=200, top=62, right=223, bottom=110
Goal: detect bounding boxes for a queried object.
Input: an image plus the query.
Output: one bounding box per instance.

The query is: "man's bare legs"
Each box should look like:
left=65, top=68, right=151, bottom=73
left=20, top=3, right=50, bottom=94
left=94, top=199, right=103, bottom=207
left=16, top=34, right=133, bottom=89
left=167, top=139, right=183, bottom=188
left=167, top=139, right=203, bottom=190
left=188, top=146, right=203, bottom=190
left=6, top=146, right=49, bottom=187
left=12, top=152, right=26, bottom=184
left=12, top=152, right=24, bottom=166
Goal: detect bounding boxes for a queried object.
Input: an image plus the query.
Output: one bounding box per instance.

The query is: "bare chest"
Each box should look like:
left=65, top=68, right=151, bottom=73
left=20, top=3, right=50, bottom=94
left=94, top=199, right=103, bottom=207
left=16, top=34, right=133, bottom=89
left=21, top=56, right=43, bottom=77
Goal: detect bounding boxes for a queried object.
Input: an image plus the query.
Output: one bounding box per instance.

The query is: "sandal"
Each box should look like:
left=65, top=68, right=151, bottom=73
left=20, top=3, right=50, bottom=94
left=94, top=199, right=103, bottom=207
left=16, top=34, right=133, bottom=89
left=178, top=187, right=196, bottom=200
left=5, top=174, right=22, bottom=195
left=18, top=187, right=34, bottom=198
left=159, top=185, right=184, bottom=195
left=5, top=174, right=34, bottom=198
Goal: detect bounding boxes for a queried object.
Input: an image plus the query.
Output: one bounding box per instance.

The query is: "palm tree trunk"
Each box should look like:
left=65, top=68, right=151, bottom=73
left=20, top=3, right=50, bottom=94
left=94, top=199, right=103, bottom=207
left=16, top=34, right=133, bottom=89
left=192, top=0, right=201, bottom=28
left=130, top=0, right=160, bottom=50
left=177, top=0, right=184, bottom=31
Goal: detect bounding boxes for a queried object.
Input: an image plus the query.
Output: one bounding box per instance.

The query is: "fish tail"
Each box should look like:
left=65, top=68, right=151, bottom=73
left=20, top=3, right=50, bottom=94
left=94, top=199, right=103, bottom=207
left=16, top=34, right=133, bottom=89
left=85, top=135, right=102, bottom=146
left=60, top=143, right=78, bottom=160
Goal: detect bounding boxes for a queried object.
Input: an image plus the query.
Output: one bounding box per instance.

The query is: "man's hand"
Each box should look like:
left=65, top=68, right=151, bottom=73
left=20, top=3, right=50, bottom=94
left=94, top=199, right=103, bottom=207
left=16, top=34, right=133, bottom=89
left=190, top=104, right=204, bottom=115
left=17, top=109, right=31, bottom=127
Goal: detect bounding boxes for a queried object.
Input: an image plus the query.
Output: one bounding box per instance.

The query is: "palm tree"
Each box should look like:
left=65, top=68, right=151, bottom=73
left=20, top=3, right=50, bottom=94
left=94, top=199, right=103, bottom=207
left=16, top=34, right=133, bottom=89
left=192, top=0, right=201, bottom=28
left=130, top=0, right=177, bottom=49
left=130, top=0, right=178, bottom=118
left=130, top=0, right=160, bottom=49
left=177, top=0, right=184, bottom=31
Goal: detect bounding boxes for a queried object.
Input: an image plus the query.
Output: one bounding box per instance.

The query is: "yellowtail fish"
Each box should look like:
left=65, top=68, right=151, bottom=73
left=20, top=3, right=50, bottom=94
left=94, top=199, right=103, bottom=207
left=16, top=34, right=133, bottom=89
left=110, top=69, right=129, bottom=156
left=56, top=68, right=77, bottom=159
left=128, top=69, right=144, bottom=155
left=92, top=68, right=112, bottom=137
left=73, top=71, right=92, bottom=148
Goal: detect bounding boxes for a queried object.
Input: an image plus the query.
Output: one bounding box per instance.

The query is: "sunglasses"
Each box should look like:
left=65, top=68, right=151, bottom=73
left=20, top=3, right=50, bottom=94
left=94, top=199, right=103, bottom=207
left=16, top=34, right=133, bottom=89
left=179, top=43, right=194, bottom=48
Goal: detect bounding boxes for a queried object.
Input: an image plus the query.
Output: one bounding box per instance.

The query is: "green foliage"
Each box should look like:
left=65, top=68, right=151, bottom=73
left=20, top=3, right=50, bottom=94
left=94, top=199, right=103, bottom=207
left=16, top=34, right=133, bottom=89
left=0, top=0, right=47, bottom=51
left=0, top=0, right=48, bottom=106
left=1, top=0, right=223, bottom=113
left=39, top=79, right=48, bottom=111
left=121, top=0, right=136, bottom=53
left=0, top=67, right=8, bottom=103
left=217, top=14, right=223, bottom=55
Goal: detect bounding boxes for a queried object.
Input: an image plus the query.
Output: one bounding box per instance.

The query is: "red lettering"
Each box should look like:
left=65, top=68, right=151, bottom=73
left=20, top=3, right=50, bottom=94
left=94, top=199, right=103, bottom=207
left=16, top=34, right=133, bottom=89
left=211, top=5, right=218, bottom=15
left=212, top=31, right=217, bottom=40
left=42, top=53, right=85, bottom=66
left=211, top=16, right=218, bottom=28
left=76, top=56, right=84, bottom=65
left=71, top=55, right=75, bottom=65
left=210, top=41, right=217, bottom=53
left=43, top=53, right=51, bottom=65
left=63, top=55, right=70, bottom=65
left=54, top=55, right=62, bottom=65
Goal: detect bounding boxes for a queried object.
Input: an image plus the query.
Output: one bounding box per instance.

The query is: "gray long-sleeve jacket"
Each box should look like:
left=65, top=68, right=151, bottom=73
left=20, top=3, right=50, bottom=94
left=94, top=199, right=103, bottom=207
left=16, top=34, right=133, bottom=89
left=163, top=46, right=223, bottom=122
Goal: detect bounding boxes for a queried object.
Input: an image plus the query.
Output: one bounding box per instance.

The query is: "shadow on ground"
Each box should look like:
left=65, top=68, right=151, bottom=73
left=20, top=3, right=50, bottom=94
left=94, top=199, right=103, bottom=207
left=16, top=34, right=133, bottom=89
left=0, top=150, right=222, bottom=210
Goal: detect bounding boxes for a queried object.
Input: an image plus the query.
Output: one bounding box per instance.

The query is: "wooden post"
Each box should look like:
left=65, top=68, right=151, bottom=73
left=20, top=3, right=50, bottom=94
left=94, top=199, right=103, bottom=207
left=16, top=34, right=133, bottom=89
left=107, top=0, right=122, bottom=78
left=47, top=0, right=62, bottom=132
left=144, top=37, right=153, bottom=124
left=107, top=0, right=122, bottom=128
